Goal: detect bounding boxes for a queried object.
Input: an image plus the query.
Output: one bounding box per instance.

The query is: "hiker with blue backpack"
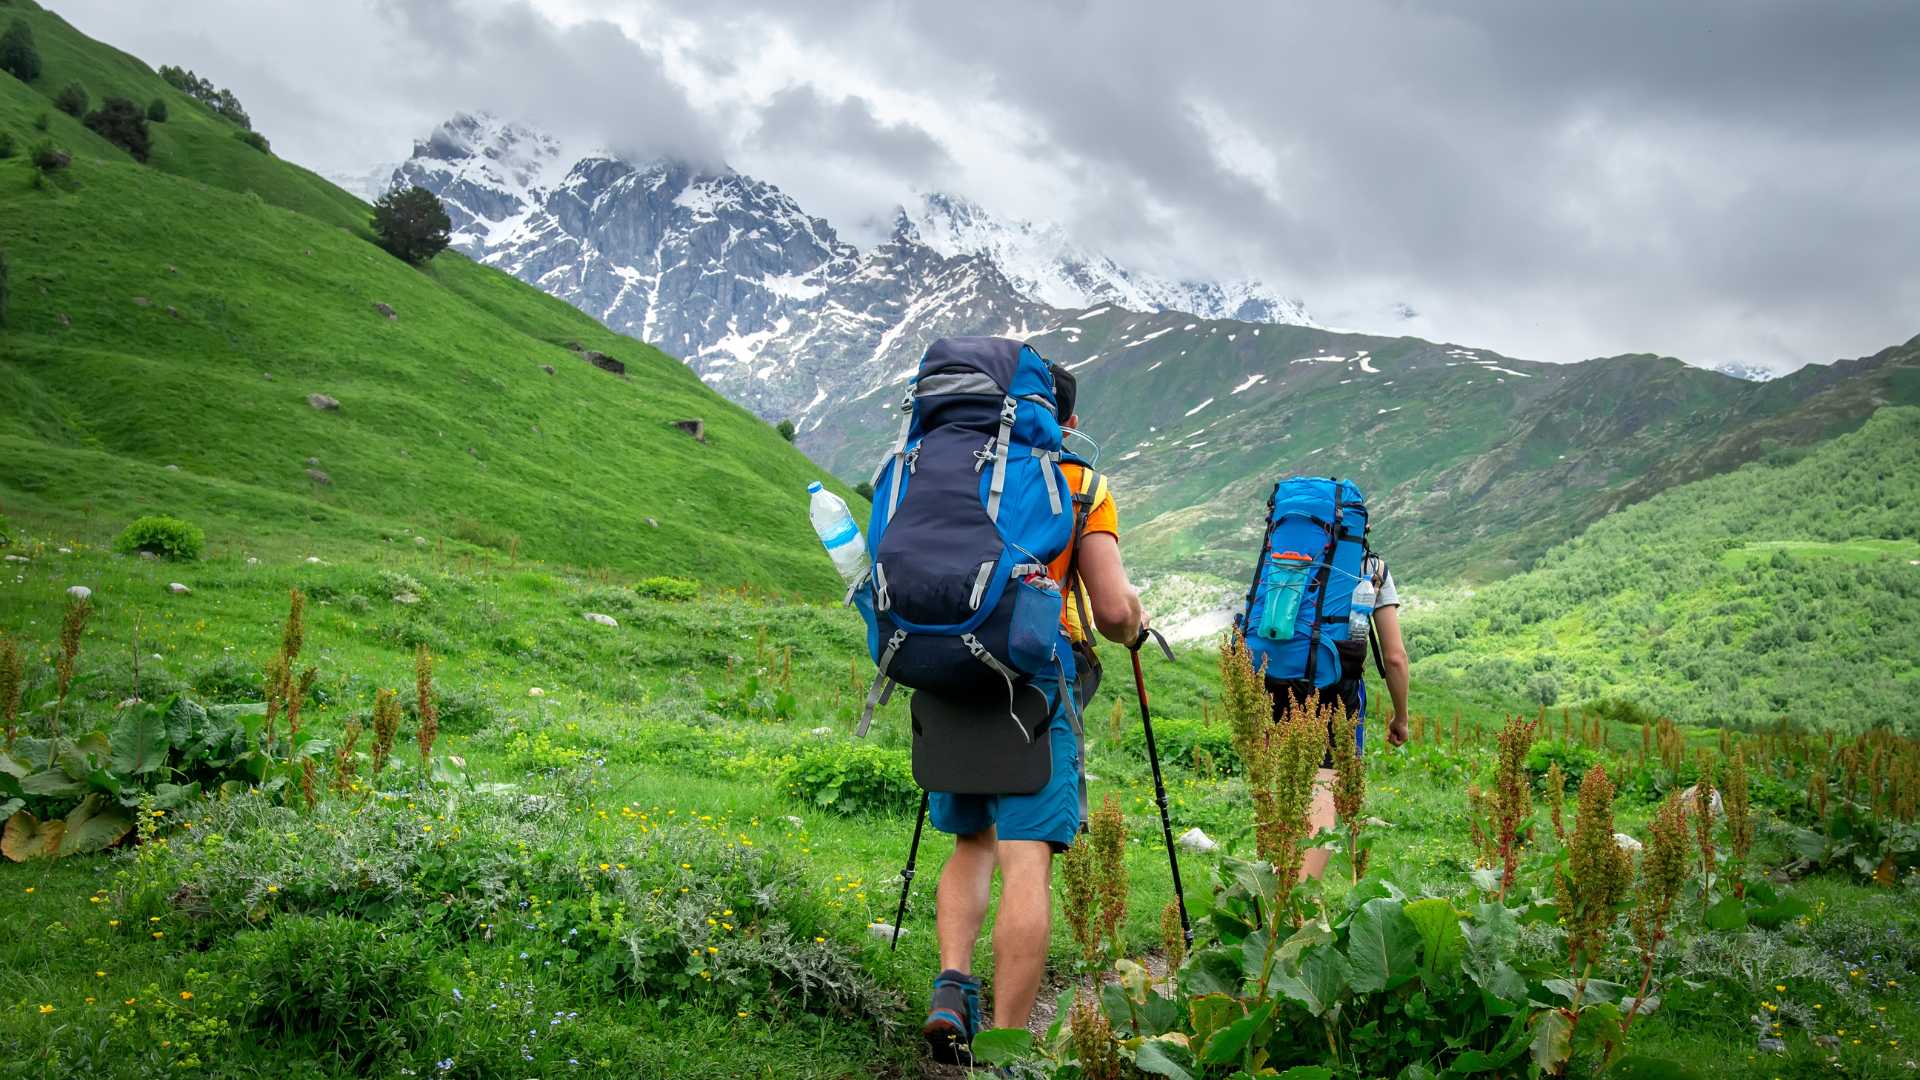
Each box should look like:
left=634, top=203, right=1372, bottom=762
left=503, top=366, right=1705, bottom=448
left=835, top=337, right=1148, bottom=1064
left=1235, top=477, right=1412, bottom=880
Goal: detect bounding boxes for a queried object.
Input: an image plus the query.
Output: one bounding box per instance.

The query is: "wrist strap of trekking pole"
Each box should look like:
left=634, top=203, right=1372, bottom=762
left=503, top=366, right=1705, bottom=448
left=1130, top=626, right=1175, bottom=662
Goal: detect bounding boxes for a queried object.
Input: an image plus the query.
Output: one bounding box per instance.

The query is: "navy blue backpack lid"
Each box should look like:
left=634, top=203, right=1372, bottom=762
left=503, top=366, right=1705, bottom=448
left=1236, top=476, right=1375, bottom=692
left=851, top=337, right=1079, bottom=738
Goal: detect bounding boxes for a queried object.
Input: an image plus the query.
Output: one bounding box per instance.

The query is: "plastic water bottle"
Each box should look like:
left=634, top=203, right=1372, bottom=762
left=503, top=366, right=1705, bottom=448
left=808, top=482, right=870, bottom=586
left=1350, top=574, right=1376, bottom=642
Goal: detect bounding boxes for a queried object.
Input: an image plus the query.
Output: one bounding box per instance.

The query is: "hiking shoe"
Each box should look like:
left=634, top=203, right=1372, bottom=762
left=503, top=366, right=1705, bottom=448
left=922, top=968, right=982, bottom=1065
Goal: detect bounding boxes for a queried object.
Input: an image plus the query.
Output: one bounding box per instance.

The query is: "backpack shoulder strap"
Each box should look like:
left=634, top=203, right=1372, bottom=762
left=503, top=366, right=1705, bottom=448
left=1063, top=466, right=1104, bottom=651
left=1365, top=552, right=1389, bottom=681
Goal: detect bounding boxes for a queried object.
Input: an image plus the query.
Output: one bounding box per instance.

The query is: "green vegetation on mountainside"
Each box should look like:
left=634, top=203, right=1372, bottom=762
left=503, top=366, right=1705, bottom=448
left=0, top=7, right=857, bottom=598
left=810, top=317, right=1920, bottom=587
left=1410, top=406, right=1920, bottom=731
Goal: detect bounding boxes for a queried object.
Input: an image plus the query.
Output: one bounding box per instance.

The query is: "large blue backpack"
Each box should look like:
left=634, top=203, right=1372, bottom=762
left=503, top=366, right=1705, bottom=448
left=1235, top=477, right=1377, bottom=696
left=854, top=337, right=1077, bottom=737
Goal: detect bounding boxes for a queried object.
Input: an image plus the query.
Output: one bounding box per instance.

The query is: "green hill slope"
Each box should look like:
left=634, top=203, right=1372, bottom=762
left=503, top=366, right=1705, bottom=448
left=0, top=7, right=857, bottom=597
left=1406, top=406, right=1920, bottom=730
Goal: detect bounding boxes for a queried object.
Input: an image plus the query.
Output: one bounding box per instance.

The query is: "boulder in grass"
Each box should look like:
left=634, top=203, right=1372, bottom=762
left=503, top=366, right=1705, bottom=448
left=167, top=582, right=191, bottom=595
left=867, top=922, right=907, bottom=942
left=1614, top=832, right=1644, bottom=855
left=307, top=393, right=340, bottom=411
left=541, top=364, right=555, bottom=375
left=584, top=351, right=624, bottom=375
left=66, top=585, right=92, bottom=601
left=306, top=468, right=332, bottom=486
left=1177, top=827, right=1220, bottom=853
left=133, top=296, right=152, bottom=307
left=372, top=302, right=397, bottom=321
left=583, top=612, right=619, bottom=628
left=1677, top=784, right=1723, bottom=818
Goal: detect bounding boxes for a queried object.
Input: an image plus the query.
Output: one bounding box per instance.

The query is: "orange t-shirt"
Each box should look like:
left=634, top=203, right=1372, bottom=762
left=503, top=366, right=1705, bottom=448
left=1048, top=462, right=1118, bottom=643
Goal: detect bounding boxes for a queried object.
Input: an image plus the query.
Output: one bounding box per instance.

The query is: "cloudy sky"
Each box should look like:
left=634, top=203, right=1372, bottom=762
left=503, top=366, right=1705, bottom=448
left=64, top=0, right=1920, bottom=372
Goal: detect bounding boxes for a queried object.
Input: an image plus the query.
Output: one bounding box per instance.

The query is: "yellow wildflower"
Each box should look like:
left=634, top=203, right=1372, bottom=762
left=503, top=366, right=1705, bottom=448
left=38, top=1004, right=54, bottom=1015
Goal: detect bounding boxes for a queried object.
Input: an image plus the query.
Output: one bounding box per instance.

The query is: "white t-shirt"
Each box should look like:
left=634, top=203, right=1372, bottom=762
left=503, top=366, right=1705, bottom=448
left=1359, top=554, right=1399, bottom=609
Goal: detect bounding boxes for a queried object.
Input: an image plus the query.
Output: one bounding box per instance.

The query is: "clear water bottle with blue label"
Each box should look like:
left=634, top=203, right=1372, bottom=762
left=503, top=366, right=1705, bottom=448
left=808, top=481, right=870, bottom=587
left=1350, top=573, right=1376, bottom=643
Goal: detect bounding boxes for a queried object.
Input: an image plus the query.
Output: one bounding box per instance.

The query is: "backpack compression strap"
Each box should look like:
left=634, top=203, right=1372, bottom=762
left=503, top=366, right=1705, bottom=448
left=1301, top=479, right=1345, bottom=687
left=1239, top=483, right=1283, bottom=634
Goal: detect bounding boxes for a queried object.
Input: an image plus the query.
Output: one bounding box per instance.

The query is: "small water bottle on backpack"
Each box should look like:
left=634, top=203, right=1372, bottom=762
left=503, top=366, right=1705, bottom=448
left=808, top=482, right=870, bottom=587
left=1350, top=572, right=1377, bottom=643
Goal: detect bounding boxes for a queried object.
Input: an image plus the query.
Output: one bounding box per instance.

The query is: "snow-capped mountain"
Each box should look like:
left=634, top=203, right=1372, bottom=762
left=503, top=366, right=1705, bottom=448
left=385, top=113, right=1318, bottom=430
left=903, top=192, right=1314, bottom=326
left=1712, top=361, right=1779, bottom=383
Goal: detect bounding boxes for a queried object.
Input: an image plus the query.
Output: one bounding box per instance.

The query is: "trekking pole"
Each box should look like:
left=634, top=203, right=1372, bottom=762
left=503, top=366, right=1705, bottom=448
left=1130, top=627, right=1191, bottom=947
left=890, top=789, right=930, bottom=951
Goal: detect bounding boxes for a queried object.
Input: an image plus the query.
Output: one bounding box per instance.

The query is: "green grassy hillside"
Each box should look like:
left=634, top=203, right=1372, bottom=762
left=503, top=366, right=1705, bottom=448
left=1409, top=406, right=1920, bottom=730
left=0, top=0, right=368, bottom=232
left=0, top=10, right=858, bottom=597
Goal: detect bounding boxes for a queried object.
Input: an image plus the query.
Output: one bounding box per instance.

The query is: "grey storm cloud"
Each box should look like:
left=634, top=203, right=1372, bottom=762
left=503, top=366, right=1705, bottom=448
left=656, top=0, right=1920, bottom=369
left=750, top=85, right=952, bottom=181
left=371, top=0, right=725, bottom=167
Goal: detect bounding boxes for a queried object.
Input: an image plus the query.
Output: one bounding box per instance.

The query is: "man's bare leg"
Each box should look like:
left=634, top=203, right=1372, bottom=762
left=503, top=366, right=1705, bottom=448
left=1299, top=767, right=1338, bottom=881
left=989, top=838, right=1054, bottom=1028
left=937, top=827, right=998, bottom=974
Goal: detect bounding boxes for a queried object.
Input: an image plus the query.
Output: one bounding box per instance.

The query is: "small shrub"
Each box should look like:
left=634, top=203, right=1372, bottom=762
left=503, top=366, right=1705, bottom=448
left=192, top=654, right=263, bottom=703
left=776, top=418, right=797, bottom=442
left=52, top=80, right=87, bottom=117
left=780, top=741, right=916, bottom=816
left=634, top=575, right=699, bottom=602
left=0, top=512, right=13, bottom=547
left=0, top=131, right=14, bottom=159
left=28, top=138, right=65, bottom=172
left=31, top=110, right=48, bottom=132
left=232, top=128, right=269, bottom=153
left=0, top=17, right=39, bottom=83
left=853, top=480, right=874, bottom=501
left=146, top=97, right=167, bottom=122
left=82, top=96, right=151, bottom=162
left=113, top=514, right=205, bottom=560
left=371, top=184, right=451, bottom=265
left=221, top=914, right=431, bottom=1069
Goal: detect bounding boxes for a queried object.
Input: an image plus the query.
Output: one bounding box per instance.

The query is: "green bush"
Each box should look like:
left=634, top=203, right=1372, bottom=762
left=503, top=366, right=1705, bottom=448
left=0, top=17, right=39, bottom=83
left=0, top=512, right=13, bottom=547
left=634, top=575, right=699, bottom=602
left=146, top=96, right=167, bottom=122
left=52, top=80, right=87, bottom=117
left=776, top=418, right=797, bottom=442
left=82, top=95, right=150, bottom=162
left=113, top=514, right=205, bottom=560
left=222, top=915, right=431, bottom=1069
left=1523, top=738, right=1604, bottom=784
left=32, top=110, right=47, bottom=131
left=233, top=128, right=269, bottom=153
left=0, top=131, right=14, bottom=159
left=780, top=741, right=916, bottom=816
left=1123, top=714, right=1238, bottom=776
left=27, top=138, right=65, bottom=172
left=192, top=653, right=262, bottom=703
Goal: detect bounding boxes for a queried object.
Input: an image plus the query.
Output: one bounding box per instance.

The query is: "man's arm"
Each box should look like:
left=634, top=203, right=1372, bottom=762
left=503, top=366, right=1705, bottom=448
left=1072, top=532, right=1146, bottom=645
left=1372, top=603, right=1412, bottom=744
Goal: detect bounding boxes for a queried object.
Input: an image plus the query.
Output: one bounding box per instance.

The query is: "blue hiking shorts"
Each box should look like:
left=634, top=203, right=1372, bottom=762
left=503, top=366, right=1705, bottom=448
left=928, top=671, right=1082, bottom=851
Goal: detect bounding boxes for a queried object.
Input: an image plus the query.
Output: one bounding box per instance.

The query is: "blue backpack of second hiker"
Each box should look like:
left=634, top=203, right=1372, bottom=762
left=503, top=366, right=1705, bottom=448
left=854, top=337, right=1077, bottom=734
left=1235, top=477, right=1371, bottom=691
